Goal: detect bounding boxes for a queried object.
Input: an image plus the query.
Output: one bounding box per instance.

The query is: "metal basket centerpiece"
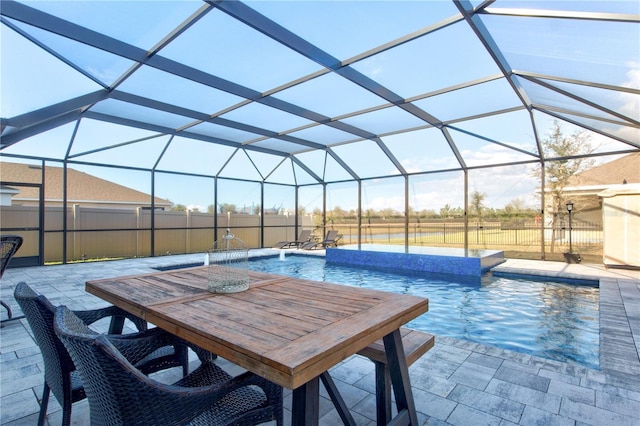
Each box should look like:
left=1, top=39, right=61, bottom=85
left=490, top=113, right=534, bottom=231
left=207, top=229, right=249, bottom=293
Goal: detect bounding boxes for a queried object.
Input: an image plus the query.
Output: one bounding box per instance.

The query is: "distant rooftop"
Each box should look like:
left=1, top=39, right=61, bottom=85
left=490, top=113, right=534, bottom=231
left=568, top=152, right=640, bottom=187
left=0, top=162, right=172, bottom=207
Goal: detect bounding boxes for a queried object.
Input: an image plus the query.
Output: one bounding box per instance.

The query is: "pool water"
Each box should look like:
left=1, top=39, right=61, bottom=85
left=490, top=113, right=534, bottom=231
left=247, top=254, right=600, bottom=369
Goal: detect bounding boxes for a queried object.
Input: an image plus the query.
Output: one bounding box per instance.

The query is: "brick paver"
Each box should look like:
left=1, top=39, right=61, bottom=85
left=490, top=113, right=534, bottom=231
left=1, top=252, right=639, bottom=425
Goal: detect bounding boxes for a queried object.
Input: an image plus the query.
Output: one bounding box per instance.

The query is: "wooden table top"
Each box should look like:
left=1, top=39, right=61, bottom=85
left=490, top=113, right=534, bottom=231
left=86, top=265, right=429, bottom=389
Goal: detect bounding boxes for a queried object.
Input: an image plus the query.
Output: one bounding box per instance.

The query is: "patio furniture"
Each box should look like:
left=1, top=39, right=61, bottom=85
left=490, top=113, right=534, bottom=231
left=14, top=282, right=190, bottom=426
left=54, top=305, right=284, bottom=426
left=359, top=328, right=435, bottom=425
left=272, top=229, right=312, bottom=249
left=300, top=230, right=341, bottom=250
left=85, top=266, right=428, bottom=426
left=1, top=234, right=23, bottom=324
left=321, top=328, right=434, bottom=426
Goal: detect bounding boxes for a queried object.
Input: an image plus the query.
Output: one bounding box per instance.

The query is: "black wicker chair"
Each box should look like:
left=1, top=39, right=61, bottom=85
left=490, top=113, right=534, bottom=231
left=54, top=305, right=284, bottom=426
left=14, top=282, right=190, bottom=426
left=1, top=234, right=24, bottom=323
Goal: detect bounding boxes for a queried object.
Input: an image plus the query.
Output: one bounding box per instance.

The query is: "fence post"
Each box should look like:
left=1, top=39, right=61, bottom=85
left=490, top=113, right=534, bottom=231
left=186, top=209, right=191, bottom=254
left=443, top=222, right=446, bottom=244
left=73, top=204, right=80, bottom=262
left=136, top=207, right=141, bottom=258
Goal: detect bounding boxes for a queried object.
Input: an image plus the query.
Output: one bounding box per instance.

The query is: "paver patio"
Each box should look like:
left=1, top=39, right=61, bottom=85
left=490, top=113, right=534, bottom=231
left=1, top=250, right=639, bottom=425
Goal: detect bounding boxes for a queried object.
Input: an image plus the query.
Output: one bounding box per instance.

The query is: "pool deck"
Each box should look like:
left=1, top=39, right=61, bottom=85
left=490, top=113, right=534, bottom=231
left=1, top=250, right=639, bottom=425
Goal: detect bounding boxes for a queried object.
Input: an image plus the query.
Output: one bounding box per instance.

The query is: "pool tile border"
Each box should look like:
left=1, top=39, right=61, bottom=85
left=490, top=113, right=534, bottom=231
left=326, top=245, right=504, bottom=276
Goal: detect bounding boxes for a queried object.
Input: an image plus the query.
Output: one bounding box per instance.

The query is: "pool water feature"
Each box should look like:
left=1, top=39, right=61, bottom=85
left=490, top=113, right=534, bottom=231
left=247, top=254, right=600, bottom=369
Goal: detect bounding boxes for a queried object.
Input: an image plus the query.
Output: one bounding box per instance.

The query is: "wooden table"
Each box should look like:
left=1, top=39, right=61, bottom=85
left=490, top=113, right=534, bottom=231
left=87, top=265, right=429, bottom=425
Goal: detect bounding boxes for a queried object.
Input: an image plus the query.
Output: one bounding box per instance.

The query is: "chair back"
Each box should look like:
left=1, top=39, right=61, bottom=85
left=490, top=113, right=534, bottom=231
left=54, top=306, right=164, bottom=425
left=14, top=282, right=77, bottom=405
left=298, top=229, right=312, bottom=242
left=1, top=235, right=23, bottom=278
left=324, top=230, right=339, bottom=242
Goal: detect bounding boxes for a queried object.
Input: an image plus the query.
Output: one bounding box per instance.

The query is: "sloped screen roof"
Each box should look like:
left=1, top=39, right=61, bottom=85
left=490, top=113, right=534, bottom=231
left=1, top=0, right=639, bottom=186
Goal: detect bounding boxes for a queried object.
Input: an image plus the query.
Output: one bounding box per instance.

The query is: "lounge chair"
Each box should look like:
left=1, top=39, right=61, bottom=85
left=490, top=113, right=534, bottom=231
left=301, top=230, right=341, bottom=250
left=272, top=229, right=312, bottom=249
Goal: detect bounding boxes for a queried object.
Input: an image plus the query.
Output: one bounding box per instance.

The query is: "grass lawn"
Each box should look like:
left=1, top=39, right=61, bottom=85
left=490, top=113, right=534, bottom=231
left=343, top=228, right=604, bottom=265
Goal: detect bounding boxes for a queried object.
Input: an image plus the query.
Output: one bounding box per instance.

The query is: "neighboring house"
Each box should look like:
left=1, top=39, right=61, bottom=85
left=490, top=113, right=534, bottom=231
left=544, top=152, right=640, bottom=226
left=0, top=161, right=172, bottom=210
left=0, top=184, right=19, bottom=206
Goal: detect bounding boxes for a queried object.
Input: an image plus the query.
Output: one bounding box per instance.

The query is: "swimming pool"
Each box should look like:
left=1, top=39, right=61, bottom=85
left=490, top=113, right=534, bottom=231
left=246, top=254, right=600, bottom=369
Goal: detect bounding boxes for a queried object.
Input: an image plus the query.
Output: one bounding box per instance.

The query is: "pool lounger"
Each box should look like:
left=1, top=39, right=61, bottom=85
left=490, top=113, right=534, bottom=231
left=301, top=230, right=341, bottom=250
left=272, top=230, right=312, bottom=249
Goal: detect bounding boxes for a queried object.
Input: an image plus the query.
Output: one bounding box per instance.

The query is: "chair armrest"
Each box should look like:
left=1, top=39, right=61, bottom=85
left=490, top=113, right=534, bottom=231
left=72, top=305, right=147, bottom=333
left=230, top=371, right=283, bottom=408
left=95, top=335, right=279, bottom=425
left=108, top=326, right=215, bottom=367
left=152, top=366, right=281, bottom=424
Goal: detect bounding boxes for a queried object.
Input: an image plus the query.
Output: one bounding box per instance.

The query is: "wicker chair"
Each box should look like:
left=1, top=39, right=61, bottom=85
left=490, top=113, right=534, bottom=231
left=1, top=234, right=24, bottom=323
left=54, top=305, right=284, bottom=426
left=14, top=282, right=190, bottom=426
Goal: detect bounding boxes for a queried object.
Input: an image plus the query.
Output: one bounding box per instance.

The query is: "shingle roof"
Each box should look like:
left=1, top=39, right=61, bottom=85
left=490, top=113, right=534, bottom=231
left=567, top=152, right=640, bottom=187
left=0, top=162, right=172, bottom=206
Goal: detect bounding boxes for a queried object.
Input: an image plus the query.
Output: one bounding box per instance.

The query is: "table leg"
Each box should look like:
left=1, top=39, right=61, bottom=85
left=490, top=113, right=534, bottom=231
left=321, top=372, right=356, bottom=426
left=107, top=315, right=125, bottom=334
left=383, top=329, right=419, bottom=425
left=375, top=361, right=392, bottom=426
left=291, top=376, right=320, bottom=426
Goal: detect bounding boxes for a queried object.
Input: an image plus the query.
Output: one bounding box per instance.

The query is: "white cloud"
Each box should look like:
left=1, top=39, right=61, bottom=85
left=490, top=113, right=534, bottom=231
left=613, top=61, right=640, bottom=142
left=363, top=195, right=404, bottom=212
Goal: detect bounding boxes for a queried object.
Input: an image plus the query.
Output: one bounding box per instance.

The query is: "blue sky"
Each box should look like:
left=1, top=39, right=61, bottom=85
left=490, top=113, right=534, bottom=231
left=1, top=1, right=638, bottom=214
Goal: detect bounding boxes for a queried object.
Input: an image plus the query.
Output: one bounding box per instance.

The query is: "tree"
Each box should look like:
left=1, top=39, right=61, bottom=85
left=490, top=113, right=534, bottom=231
left=325, top=206, right=346, bottom=227
left=469, top=190, right=486, bottom=220
left=330, top=206, right=347, bottom=221
left=219, top=203, right=237, bottom=214
left=312, top=208, right=323, bottom=228
left=502, top=198, right=536, bottom=219
left=503, top=198, right=527, bottom=215
left=451, top=206, right=464, bottom=218
left=379, top=208, right=397, bottom=219
left=363, top=208, right=375, bottom=222
left=537, top=120, right=595, bottom=252
left=439, top=204, right=453, bottom=218
left=171, top=204, right=187, bottom=212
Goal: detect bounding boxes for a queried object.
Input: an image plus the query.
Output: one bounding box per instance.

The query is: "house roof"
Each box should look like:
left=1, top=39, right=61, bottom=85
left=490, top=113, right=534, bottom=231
left=567, top=152, right=640, bottom=187
left=0, top=162, right=172, bottom=206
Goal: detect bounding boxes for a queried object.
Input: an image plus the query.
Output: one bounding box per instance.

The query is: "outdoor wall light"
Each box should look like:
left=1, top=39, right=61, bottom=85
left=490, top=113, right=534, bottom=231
left=564, top=201, right=581, bottom=263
